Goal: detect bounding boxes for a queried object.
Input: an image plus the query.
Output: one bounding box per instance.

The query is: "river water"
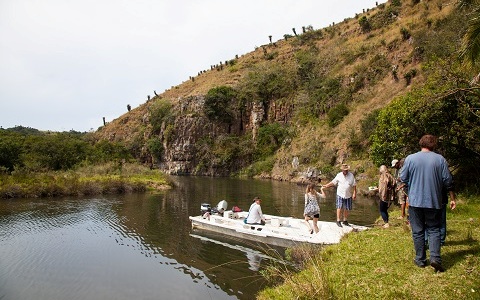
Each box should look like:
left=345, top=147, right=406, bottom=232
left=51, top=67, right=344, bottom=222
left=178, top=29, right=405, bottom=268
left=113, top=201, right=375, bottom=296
left=0, top=176, right=379, bottom=300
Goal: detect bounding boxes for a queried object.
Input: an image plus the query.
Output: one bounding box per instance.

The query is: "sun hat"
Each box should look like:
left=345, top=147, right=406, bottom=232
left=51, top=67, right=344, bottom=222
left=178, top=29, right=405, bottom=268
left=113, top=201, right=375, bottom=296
left=340, top=164, right=350, bottom=171
left=391, top=159, right=399, bottom=167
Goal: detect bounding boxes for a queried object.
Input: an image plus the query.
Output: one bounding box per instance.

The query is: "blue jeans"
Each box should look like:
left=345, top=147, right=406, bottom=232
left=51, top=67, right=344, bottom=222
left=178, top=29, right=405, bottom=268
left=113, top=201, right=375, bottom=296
left=425, top=204, right=447, bottom=245
left=379, top=199, right=389, bottom=223
left=409, top=206, right=442, bottom=266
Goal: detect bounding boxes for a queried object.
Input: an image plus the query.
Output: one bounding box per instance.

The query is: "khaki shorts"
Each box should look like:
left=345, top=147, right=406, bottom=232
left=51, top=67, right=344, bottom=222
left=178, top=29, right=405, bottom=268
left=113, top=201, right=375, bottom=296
left=397, top=189, right=408, bottom=205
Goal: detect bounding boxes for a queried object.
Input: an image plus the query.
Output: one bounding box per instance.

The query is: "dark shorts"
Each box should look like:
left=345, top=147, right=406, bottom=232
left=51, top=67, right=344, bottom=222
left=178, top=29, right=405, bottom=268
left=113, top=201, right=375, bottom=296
left=306, top=213, right=320, bottom=219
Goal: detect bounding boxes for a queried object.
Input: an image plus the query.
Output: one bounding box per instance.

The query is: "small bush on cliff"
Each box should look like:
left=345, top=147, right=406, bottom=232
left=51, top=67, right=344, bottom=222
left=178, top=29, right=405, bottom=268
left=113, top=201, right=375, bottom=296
left=327, top=103, right=349, bottom=127
left=255, top=123, right=290, bottom=160
left=147, top=138, right=163, bottom=162
left=359, top=16, right=371, bottom=33
left=150, top=100, right=173, bottom=133
left=203, top=86, right=237, bottom=124
left=238, top=65, right=296, bottom=106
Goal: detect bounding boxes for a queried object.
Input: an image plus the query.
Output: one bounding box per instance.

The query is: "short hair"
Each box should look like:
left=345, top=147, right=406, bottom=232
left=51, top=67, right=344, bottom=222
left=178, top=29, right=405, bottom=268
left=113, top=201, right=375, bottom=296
left=419, top=134, right=437, bottom=151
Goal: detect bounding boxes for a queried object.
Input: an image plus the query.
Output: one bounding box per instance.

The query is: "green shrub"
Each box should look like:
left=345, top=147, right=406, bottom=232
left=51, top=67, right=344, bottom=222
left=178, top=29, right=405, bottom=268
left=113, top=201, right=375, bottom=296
left=403, top=69, right=417, bottom=85
left=237, top=65, right=296, bottom=106
left=327, top=104, right=349, bottom=127
left=295, top=49, right=319, bottom=83
left=240, top=156, right=275, bottom=177
left=147, top=138, right=163, bottom=161
left=255, top=123, right=290, bottom=160
left=149, top=100, right=173, bottom=133
left=367, top=54, right=391, bottom=84
left=90, top=140, right=131, bottom=164
left=203, top=86, right=237, bottom=124
left=400, top=27, right=411, bottom=40
left=265, top=52, right=279, bottom=60
left=359, top=16, right=371, bottom=33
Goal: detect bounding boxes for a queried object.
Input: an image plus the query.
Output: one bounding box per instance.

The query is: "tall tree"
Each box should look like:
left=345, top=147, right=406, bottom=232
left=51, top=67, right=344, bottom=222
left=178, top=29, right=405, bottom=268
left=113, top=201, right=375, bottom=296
left=460, top=1, right=480, bottom=64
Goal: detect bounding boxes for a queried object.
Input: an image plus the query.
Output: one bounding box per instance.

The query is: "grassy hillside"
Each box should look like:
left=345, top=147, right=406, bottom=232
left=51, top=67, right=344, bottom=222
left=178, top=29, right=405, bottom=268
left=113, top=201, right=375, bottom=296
left=92, top=0, right=478, bottom=188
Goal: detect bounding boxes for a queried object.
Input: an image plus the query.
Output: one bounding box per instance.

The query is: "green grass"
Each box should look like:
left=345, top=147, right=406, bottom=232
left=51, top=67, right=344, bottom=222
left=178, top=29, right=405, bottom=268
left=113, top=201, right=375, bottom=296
left=258, top=196, right=480, bottom=299
left=0, top=163, right=172, bottom=198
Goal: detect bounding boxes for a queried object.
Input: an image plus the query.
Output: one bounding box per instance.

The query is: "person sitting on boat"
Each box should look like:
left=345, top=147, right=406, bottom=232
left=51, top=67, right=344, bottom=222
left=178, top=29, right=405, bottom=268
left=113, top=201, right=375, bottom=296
left=304, top=184, right=326, bottom=234
left=245, top=197, right=266, bottom=225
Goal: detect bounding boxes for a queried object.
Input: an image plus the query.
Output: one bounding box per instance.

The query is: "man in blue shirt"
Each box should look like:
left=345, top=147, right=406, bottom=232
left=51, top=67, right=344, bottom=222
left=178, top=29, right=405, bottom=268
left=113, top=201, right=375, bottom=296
left=400, top=135, right=453, bottom=272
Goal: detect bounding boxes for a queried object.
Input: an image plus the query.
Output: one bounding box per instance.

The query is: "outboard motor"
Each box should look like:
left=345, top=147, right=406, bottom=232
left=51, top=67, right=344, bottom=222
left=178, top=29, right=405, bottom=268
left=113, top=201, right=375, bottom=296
left=200, top=203, right=211, bottom=215
left=217, top=200, right=228, bottom=214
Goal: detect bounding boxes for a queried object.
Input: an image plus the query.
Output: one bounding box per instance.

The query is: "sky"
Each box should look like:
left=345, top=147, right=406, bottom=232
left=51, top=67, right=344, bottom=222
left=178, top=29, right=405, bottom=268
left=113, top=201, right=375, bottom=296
left=0, top=0, right=385, bottom=132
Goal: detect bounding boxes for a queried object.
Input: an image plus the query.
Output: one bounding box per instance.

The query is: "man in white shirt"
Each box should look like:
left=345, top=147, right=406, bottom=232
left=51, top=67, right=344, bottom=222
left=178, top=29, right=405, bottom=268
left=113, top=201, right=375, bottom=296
left=246, top=197, right=266, bottom=225
left=323, top=164, right=357, bottom=227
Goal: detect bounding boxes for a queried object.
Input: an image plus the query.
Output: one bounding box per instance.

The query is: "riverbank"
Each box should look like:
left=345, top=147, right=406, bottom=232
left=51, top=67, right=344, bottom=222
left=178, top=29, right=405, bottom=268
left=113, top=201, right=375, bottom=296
left=258, top=195, right=480, bottom=299
left=0, top=163, right=172, bottom=199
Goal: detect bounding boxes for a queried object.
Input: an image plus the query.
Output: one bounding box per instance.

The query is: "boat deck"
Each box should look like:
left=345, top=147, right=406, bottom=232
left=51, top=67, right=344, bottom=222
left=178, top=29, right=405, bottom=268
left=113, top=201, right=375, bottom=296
left=189, top=210, right=368, bottom=248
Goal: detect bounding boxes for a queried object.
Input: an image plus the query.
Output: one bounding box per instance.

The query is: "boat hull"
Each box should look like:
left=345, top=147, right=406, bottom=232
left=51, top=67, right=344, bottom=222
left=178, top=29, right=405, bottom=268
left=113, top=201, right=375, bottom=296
left=189, top=211, right=368, bottom=248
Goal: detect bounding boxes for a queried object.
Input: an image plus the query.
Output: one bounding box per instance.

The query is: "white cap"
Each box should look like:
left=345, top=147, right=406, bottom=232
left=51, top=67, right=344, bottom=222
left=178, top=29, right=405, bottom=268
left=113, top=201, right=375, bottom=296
left=391, top=159, right=399, bottom=167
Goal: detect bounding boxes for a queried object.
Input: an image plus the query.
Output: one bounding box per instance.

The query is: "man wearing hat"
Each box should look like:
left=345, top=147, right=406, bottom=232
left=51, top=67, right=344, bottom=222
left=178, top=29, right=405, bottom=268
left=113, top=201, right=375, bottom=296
left=323, top=163, right=357, bottom=227
left=391, top=159, right=399, bottom=168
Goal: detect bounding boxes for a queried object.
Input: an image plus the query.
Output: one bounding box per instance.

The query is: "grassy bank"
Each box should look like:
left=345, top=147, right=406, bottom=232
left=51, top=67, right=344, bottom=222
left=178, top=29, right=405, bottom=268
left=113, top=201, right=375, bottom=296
left=259, top=196, right=480, bottom=299
left=0, top=163, right=172, bottom=199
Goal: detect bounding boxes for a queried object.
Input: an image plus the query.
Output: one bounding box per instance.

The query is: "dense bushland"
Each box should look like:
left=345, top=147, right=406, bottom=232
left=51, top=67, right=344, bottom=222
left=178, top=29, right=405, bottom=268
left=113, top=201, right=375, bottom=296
left=0, top=127, right=171, bottom=199
left=0, top=127, right=131, bottom=173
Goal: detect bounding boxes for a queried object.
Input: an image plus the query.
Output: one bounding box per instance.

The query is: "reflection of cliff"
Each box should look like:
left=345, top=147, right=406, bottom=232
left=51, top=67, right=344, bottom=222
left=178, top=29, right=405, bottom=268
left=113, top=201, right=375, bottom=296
left=111, top=192, right=270, bottom=299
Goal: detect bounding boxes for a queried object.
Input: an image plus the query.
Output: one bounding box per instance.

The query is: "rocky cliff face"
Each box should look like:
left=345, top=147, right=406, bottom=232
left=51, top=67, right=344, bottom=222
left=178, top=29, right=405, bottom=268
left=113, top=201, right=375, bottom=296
left=97, top=94, right=294, bottom=176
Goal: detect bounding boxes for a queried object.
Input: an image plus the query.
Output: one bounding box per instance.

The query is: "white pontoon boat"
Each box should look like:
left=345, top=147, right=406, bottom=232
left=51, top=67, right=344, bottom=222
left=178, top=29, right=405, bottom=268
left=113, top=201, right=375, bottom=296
left=189, top=201, right=368, bottom=248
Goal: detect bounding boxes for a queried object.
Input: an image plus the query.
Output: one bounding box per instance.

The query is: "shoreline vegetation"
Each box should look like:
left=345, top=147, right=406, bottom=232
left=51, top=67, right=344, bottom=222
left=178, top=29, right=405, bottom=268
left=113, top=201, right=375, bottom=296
left=0, top=162, right=171, bottom=199
left=258, top=195, right=480, bottom=300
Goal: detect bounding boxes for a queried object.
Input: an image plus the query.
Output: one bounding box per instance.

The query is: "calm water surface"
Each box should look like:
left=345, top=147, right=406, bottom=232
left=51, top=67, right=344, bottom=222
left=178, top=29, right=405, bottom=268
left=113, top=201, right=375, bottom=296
left=0, top=177, right=378, bottom=300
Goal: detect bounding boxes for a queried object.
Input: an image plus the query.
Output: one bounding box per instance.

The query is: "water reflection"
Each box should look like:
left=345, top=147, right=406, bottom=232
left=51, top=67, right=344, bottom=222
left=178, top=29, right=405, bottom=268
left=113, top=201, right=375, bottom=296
left=0, top=177, right=379, bottom=300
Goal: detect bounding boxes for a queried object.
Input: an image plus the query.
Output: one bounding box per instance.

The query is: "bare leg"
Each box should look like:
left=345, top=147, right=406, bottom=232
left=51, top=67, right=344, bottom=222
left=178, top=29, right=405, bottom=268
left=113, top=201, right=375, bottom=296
left=304, top=216, right=312, bottom=232
left=336, top=208, right=342, bottom=221
left=313, top=217, right=319, bottom=233
left=343, top=209, right=349, bottom=222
